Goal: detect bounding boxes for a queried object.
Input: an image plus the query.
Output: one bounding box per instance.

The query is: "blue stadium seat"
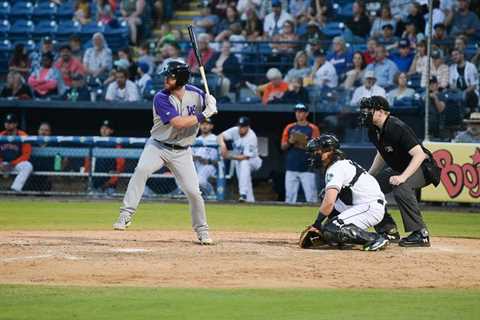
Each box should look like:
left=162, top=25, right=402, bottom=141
left=55, top=20, right=81, bottom=42
left=0, top=1, right=10, bottom=19
left=80, top=22, right=105, bottom=41
left=0, top=19, right=9, bottom=35
left=32, top=1, right=57, bottom=21
left=407, top=73, right=422, bottom=90
left=32, top=20, right=57, bottom=40
left=57, top=0, right=74, bottom=19
left=8, top=19, right=34, bottom=41
left=13, top=39, right=36, bottom=52
left=0, top=39, right=11, bottom=67
left=322, top=22, right=345, bottom=38
left=337, top=3, right=353, bottom=20
left=104, top=22, right=129, bottom=51
left=10, top=1, right=34, bottom=19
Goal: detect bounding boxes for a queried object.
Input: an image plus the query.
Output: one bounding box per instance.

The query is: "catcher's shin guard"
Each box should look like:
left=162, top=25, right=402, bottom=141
left=322, top=219, right=378, bottom=245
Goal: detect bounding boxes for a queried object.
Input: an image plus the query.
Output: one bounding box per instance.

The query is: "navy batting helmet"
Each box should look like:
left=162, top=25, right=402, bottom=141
left=160, top=60, right=190, bottom=87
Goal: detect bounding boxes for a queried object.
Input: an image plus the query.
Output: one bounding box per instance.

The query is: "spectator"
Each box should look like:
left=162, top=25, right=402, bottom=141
left=73, top=0, right=91, bottom=24
left=432, top=23, right=448, bottom=42
left=310, top=49, right=338, bottom=88
left=263, top=0, right=293, bottom=38
left=284, top=50, right=311, bottom=83
left=424, top=0, right=445, bottom=36
left=421, top=49, right=449, bottom=89
left=271, top=20, right=299, bottom=53
left=343, top=0, right=371, bottom=42
left=218, top=116, right=262, bottom=202
left=449, top=48, right=479, bottom=115
left=408, top=40, right=428, bottom=75
left=301, top=21, right=326, bottom=47
left=427, top=76, right=448, bottom=139
left=363, top=38, right=378, bottom=65
left=186, top=33, right=214, bottom=74
left=387, top=72, right=416, bottom=105
left=84, top=120, right=125, bottom=196
left=29, top=37, right=56, bottom=73
left=138, top=43, right=155, bottom=75
left=445, top=0, right=480, bottom=38
left=454, top=35, right=473, bottom=60
left=390, top=0, right=411, bottom=24
left=376, top=24, right=399, bottom=45
left=370, top=4, right=396, bottom=38
left=28, top=52, right=63, bottom=98
left=453, top=112, right=480, bottom=143
left=155, top=23, right=176, bottom=48
left=136, top=62, right=152, bottom=98
left=326, top=36, right=353, bottom=77
left=0, top=71, right=33, bottom=100
left=289, top=0, right=311, bottom=20
left=366, top=45, right=399, bottom=87
left=390, top=39, right=415, bottom=72
left=96, top=0, right=117, bottom=25
left=205, top=40, right=241, bottom=97
left=83, top=33, right=113, bottom=82
left=62, top=74, right=90, bottom=101
left=350, top=71, right=386, bottom=106
left=401, top=17, right=425, bottom=47
left=237, top=0, right=262, bottom=20
left=105, top=69, right=140, bottom=102
left=0, top=114, right=33, bottom=192
left=9, top=44, right=31, bottom=80
left=278, top=77, right=310, bottom=104
left=55, top=45, right=86, bottom=89
left=210, top=0, right=232, bottom=18
left=281, top=103, right=320, bottom=204
left=121, top=0, right=150, bottom=45
left=246, top=68, right=289, bottom=104
left=156, top=43, right=185, bottom=73
left=227, top=22, right=247, bottom=56
left=69, top=35, right=84, bottom=60
left=405, top=2, right=425, bottom=37
left=343, top=51, right=366, bottom=89
left=192, top=3, right=219, bottom=34
left=214, top=5, right=240, bottom=37
left=241, top=8, right=263, bottom=40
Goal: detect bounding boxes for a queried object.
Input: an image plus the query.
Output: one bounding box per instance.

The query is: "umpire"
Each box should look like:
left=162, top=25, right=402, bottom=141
left=359, top=96, right=440, bottom=247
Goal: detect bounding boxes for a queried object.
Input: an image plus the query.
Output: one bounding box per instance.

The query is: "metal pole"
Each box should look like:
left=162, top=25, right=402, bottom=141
left=425, top=0, right=434, bottom=141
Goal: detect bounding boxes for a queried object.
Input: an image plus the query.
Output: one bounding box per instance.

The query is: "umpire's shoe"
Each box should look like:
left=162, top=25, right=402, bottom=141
left=399, top=228, right=431, bottom=247
left=381, top=227, right=401, bottom=243
left=113, top=213, right=132, bottom=231
left=363, top=235, right=389, bottom=251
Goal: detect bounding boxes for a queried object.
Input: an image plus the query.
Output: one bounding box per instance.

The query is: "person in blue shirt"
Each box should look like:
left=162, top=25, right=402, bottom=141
left=389, top=39, right=415, bottom=73
left=366, top=45, right=399, bottom=88
left=326, top=37, right=353, bottom=78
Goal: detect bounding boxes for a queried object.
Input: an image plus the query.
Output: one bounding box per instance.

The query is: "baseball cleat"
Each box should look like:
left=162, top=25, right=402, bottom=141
left=238, top=194, right=247, bottom=202
left=399, top=229, right=431, bottom=247
left=113, top=213, right=132, bottom=231
left=363, top=236, right=389, bottom=251
left=381, top=228, right=401, bottom=243
left=197, top=231, right=214, bottom=245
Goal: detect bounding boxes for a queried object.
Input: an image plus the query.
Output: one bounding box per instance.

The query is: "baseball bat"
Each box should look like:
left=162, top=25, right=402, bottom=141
left=187, top=25, right=211, bottom=95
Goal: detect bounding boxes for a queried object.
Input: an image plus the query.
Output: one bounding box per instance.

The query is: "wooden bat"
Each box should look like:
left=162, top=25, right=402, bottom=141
left=187, top=25, right=210, bottom=95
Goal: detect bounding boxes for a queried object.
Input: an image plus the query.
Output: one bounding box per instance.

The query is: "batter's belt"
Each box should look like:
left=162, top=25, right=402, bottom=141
left=154, top=140, right=189, bottom=150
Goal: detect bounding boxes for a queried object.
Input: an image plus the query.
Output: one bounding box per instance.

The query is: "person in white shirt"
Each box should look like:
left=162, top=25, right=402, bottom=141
left=299, top=134, right=388, bottom=251
left=350, top=70, right=386, bottom=106
left=136, top=62, right=152, bottom=97
left=193, top=118, right=218, bottom=198
left=105, top=69, right=140, bottom=102
left=218, top=116, right=262, bottom=202
left=263, top=0, right=293, bottom=38
left=449, top=48, right=479, bottom=114
left=311, top=49, right=338, bottom=88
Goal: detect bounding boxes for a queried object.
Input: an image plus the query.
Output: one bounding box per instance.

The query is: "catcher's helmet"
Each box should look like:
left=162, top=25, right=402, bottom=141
left=160, top=60, right=190, bottom=87
left=306, top=134, right=342, bottom=169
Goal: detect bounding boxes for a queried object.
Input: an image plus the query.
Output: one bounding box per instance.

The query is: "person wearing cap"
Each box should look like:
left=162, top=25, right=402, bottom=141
left=360, top=96, right=437, bottom=247
left=376, top=23, right=398, bottom=46
left=0, top=114, right=33, bottom=192
left=83, top=33, right=113, bottom=82
left=105, top=69, right=140, bottom=102
left=263, top=0, right=293, bottom=38
left=218, top=117, right=262, bottom=202
left=136, top=61, right=153, bottom=98
left=453, top=112, right=480, bottom=143
left=389, top=39, right=414, bottom=73
left=55, top=44, right=86, bottom=89
left=246, top=68, right=289, bottom=105
left=365, top=45, right=399, bottom=88
left=426, top=76, right=449, bottom=139
left=62, top=73, right=90, bottom=101
left=193, top=118, right=218, bottom=198
left=420, top=49, right=448, bottom=89
left=27, top=52, right=64, bottom=98
left=449, top=48, right=479, bottom=115
left=281, top=104, right=320, bottom=204
left=350, top=70, right=386, bottom=106
left=445, top=0, right=480, bottom=38
left=84, top=120, right=125, bottom=196
left=310, top=49, right=338, bottom=88
left=369, top=4, right=396, bottom=39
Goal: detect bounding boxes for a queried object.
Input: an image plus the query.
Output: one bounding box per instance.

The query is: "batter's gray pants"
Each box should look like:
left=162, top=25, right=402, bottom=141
left=120, top=140, right=208, bottom=233
left=375, top=167, right=428, bottom=233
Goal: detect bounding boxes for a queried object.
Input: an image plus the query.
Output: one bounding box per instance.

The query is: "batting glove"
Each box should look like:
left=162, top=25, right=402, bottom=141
left=203, top=94, right=218, bottom=118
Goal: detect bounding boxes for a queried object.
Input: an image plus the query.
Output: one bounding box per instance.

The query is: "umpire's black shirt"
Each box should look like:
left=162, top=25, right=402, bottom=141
left=368, top=115, right=421, bottom=173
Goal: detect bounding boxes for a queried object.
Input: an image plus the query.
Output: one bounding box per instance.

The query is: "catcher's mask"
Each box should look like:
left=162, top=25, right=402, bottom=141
left=306, top=134, right=342, bottom=170
left=358, top=96, right=390, bottom=127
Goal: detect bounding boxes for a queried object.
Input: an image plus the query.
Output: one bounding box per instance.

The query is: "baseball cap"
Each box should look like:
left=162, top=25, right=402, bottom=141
left=313, top=48, right=325, bottom=57
left=364, top=70, right=376, bottom=79
left=272, top=0, right=282, bottom=7
left=431, top=49, right=442, bottom=59
left=382, top=23, right=394, bottom=30
left=101, top=120, right=113, bottom=129
left=398, top=39, right=410, bottom=48
left=237, top=116, right=250, bottom=127
left=138, top=61, right=149, bottom=74
left=42, top=36, right=53, bottom=44
left=434, top=23, right=445, bottom=29
left=294, top=103, right=309, bottom=112
left=4, top=113, right=17, bottom=123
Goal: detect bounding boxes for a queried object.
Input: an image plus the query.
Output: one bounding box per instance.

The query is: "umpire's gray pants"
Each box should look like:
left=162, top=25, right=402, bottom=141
left=375, top=167, right=428, bottom=232
left=120, top=139, right=208, bottom=233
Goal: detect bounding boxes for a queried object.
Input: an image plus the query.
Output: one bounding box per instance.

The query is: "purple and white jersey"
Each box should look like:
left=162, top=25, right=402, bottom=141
left=150, top=84, right=205, bottom=146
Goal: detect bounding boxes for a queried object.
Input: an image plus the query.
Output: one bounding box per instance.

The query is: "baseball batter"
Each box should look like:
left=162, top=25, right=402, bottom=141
left=193, top=118, right=218, bottom=198
left=112, top=61, right=217, bottom=245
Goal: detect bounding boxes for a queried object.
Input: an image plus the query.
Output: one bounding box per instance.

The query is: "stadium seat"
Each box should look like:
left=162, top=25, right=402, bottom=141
left=104, top=22, right=129, bottom=52
left=32, top=1, right=57, bottom=21
left=57, top=0, right=74, bottom=20
left=54, top=20, right=81, bottom=42
left=239, top=87, right=261, bottom=103
left=32, top=20, right=57, bottom=41
left=80, top=22, right=105, bottom=42
left=0, top=19, right=9, bottom=35
left=0, top=1, right=10, bottom=19
left=10, top=1, right=34, bottom=20
left=13, top=39, right=36, bottom=52
left=8, top=19, right=34, bottom=41
left=322, top=22, right=345, bottom=38
left=336, top=3, right=353, bottom=20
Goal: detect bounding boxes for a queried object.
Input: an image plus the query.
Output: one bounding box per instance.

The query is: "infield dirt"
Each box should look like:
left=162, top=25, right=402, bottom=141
left=1, top=231, right=479, bottom=289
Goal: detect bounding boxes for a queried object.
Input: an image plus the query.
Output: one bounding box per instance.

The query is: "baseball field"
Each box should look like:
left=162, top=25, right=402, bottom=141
left=0, top=199, right=479, bottom=319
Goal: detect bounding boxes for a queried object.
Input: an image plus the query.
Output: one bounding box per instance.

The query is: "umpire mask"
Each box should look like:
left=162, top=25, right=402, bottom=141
left=358, top=97, right=374, bottom=127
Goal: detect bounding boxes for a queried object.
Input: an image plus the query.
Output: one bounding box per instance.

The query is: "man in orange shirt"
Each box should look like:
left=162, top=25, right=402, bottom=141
left=246, top=68, right=289, bottom=104
left=281, top=104, right=320, bottom=204
left=0, top=114, right=33, bottom=192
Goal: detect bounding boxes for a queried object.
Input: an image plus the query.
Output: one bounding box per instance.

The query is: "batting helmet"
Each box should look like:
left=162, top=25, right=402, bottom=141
left=160, top=60, right=190, bottom=87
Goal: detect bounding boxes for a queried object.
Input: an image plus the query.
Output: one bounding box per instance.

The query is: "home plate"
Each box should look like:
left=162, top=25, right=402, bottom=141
left=111, top=248, right=151, bottom=253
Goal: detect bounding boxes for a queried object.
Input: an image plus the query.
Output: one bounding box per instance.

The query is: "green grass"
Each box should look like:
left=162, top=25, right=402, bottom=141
left=0, top=285, right=478, bottom=320
left=0, top=199, right=479, bottom=237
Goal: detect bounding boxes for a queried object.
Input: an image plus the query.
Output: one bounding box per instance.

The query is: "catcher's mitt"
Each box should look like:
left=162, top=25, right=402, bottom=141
left=299, top=225, right=326, bottom=249
left=289, top=131, right=308, bottom=149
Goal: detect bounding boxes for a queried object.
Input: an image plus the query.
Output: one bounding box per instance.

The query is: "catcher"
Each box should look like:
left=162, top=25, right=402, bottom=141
left=299, top=134, right=388, bottom=251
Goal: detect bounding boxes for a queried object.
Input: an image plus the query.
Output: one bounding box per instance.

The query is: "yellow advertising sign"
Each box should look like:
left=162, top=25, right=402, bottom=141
left=422, top=142, right=480, bottom=203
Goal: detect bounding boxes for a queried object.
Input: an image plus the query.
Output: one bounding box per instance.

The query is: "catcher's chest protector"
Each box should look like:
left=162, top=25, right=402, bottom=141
left=336, top=161, right=366, bottom=205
